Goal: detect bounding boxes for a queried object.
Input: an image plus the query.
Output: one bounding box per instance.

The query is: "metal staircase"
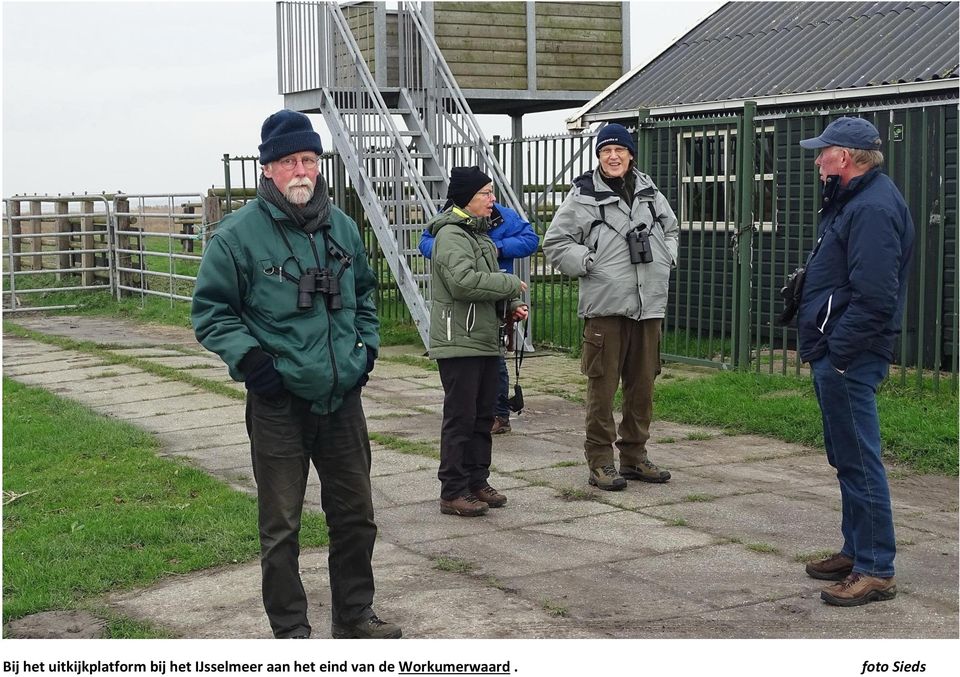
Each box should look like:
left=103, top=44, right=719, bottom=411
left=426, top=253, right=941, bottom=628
left=276, top=1, right=527, bottom=348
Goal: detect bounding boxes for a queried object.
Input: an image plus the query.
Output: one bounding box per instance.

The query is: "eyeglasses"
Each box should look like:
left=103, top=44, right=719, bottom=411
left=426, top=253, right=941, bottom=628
left=476, top=190, right=496, bottom=198
left=276, top=156, right=319, bottom=170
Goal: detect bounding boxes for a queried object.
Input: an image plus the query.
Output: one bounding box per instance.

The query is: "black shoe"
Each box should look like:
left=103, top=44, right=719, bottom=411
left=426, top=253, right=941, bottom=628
left=331, top=613, right=402, bottom=639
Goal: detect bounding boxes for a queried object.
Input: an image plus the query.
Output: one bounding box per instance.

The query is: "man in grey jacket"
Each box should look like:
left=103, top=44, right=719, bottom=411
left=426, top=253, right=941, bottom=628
left=543, top=123, right=679, bottom=491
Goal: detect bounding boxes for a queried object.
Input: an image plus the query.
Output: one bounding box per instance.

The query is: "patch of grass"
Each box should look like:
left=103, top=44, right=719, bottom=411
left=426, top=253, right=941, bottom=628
left=433, top=557, right=473, bottom=574
left=793, top=549, right=836, bottom=564
left=745, top=542, right=780, bottom=554
left=381, top=354, right=437, bottom=371
left=683, top=493, right=715, bottom=503
left=685, top=432, right=715, bottom=441
left=668, top=517, right=688, bottom=527
left=368, top=432, right=439, bottom=460
left=657, top=437, right=677, bottom=444
left=556, top=486, right=592, bottom=501
left=1, top=378, right=328, bottom=623
left=550, top=460, right=582, bottom=468
left=541, top=599, right=569, bottom=617
left=654, top=370, right=958, bottom=475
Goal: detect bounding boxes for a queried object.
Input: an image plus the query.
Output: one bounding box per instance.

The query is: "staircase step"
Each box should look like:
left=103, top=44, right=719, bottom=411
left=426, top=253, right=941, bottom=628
left=362, top=151, right=433, bottom=160
left=353, top=130, right=421, bottom=137
left=368, top=175, right=445, bottom=183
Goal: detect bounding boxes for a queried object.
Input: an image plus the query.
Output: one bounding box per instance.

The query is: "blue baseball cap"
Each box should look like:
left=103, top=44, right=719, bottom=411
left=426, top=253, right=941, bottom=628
left=799, top=117, right=882, bottom=150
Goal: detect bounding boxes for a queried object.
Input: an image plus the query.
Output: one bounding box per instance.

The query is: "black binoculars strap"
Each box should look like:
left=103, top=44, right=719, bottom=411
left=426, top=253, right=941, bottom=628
left=513, top=318, right=528, bottom=382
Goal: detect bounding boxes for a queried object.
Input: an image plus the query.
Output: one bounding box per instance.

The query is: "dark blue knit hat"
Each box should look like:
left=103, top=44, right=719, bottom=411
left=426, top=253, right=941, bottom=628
left=595, top=123, right=636, bottom=157
left=258, top=110, right=323, bottom=165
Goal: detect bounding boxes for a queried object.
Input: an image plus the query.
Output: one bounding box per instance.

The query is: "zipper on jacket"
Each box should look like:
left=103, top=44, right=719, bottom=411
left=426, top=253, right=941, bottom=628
left=818, top=294, right=833, bottom=334
left=445, top=309, right=452, bottom=342
left=465, top=303, right=476, bottom=336
left=308, top=231, right=339, bottom=410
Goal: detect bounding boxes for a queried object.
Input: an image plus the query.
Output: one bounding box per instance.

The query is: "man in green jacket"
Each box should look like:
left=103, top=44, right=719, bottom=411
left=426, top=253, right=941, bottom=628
left=191, top=110, right=400, bottom=639
left=427, top=166, right=528, bottom=517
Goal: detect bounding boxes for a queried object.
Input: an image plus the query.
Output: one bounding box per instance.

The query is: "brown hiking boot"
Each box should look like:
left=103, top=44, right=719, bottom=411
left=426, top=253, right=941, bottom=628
left=331, top=612, right=402, bottom=639
left=491, top=416, right=511, bottom=434
left=588, top=465, right=627, bottom=491
left=440, top=493, right=489, bottom=517
left=805, top=552, right=854, bottom=581
left=620, top=458, right=671, bottom=483
left=820, top=572, right=897, bottom=607
left=470, top=483, right=507, bottom=508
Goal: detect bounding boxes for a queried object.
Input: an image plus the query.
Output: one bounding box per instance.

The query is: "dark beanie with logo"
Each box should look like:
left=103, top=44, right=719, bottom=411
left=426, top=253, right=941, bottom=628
left=258, top=110, right=323, bottom=165
left=446, top=166, right=492, bottom=209
left=595, top=123, right=637, bottom=157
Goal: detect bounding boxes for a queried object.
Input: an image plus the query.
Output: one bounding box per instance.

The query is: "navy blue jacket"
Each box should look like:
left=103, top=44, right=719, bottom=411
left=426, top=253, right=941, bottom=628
left=797, top=168, right=915, bottom=370
left=419, top=203, right=539, bottom=273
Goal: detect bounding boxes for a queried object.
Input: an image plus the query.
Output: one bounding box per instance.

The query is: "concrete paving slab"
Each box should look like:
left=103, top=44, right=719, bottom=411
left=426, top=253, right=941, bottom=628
left=51, top=378, right=199, bottom=406
left=683, top=455, right=837, bottom=490
left=894, top=541, right=960, bottom=611
left=3, top=355, right=106, bottom=376
left=11, top=363, right=141, bottom=386
left=119, top=403, right=246, bottom=433
left=168, top=442, right=251, bottom=472
left=606, top=542, right=805, bottom=609
left=641, top=492, right=849, bottom=556
left=88, top=390, right=227, bottom=418
left=109, top=347, right=193, bottom=358
left=498, top=561, right=717, bottom=630
left=162, top=423, right=250, bottom=453
left=141, top=355, right=227, bottom=369
left=525, top=510, right=720, bottom=554
left=489, top=436, right=586, bottom=472
left=370, top=448, right=437, bottom=476
left=2, top=348, right=99, bottom=367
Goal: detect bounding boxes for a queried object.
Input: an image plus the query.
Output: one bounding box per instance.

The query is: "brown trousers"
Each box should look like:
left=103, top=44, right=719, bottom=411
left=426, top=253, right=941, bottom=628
left=581, top=315, right=662, bottom=469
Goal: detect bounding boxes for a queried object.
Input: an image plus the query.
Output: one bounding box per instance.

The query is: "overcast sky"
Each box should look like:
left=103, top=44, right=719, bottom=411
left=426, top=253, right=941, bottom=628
left=2, top=0, right=722, bottom=197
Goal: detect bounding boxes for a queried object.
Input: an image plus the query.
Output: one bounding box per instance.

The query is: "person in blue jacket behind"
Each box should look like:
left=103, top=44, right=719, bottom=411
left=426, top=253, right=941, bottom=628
left=420, top=199, right=539, bottom=434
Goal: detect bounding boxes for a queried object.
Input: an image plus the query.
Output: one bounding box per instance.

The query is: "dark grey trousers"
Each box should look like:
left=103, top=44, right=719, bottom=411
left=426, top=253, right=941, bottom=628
left=437, top=356, right=499, bottom=500
left=246, top=388, right=377, bottom=638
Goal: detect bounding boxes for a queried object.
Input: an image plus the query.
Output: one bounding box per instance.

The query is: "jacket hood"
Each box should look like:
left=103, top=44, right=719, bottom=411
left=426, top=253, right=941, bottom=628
left=427, top=206, right=491, bottom=237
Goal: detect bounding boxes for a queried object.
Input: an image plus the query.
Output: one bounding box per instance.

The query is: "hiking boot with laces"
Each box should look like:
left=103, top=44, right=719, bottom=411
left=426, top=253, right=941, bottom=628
left=820, top=572, right=897, bottom=607
left=470, top=483, right=507, bottom=508
left=491, top=416, right=511, bottom=434
left=440, top=493, right=489, bottom=516
left=620, top=458, right=671, bottom=483
left=331, top=612, right=402, bottom=639
left=588, top=465, right=627, bottom=491
left=805, top=552, right=854, bottom=581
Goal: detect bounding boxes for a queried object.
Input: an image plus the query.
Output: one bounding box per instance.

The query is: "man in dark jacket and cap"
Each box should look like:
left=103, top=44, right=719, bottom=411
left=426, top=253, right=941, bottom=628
left=796, top=116, right=914, bottom=607
left=192, top=110, right=400, bottom=638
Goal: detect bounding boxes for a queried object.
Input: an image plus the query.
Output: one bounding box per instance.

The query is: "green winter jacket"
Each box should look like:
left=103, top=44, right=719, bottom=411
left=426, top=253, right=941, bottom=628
left=191, top=196, right=379, bottom=415
left=427, top=207, right=523, bottom=359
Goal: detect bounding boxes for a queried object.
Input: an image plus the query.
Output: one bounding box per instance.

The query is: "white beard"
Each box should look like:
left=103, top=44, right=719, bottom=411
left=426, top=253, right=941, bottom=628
left=284, top=177, right=314, bottom=206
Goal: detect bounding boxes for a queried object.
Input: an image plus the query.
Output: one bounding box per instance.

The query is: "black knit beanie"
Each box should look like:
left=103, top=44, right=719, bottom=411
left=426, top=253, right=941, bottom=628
left=595, top=123, right=636, bottom=157
left=446, top=166, right=492, bottom=208
left=258, top=110, right=323, bottom=165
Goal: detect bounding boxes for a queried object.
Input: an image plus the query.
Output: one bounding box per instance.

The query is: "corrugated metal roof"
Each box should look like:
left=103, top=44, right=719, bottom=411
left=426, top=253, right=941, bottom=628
left=592, top=1, right=959, bottom=115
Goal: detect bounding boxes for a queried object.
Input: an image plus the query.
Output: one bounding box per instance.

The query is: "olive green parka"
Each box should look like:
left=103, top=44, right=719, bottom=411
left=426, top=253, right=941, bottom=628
left=427, top=206, right=523, bottom=359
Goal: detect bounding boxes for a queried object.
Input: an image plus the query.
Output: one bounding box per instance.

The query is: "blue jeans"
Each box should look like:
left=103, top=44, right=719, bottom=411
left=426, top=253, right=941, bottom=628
left=811, top=352, right=895, bottom=577
left=495, top=355, right=510, bottom=419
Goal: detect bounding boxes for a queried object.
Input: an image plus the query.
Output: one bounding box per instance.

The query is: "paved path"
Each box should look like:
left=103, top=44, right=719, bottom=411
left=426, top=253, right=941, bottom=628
left=3, top=315, right=957, bottom=639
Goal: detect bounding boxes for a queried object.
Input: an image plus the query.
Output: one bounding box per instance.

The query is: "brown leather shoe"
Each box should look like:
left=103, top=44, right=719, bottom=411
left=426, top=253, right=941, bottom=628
left=821, top=572, right=897, bottom=607
left=805, top=552, right=854, bottom=581
left=440, top=493, right=489, bottom=517
left=491, top=416, right=511, bottom=434
left=470, top=483, right=507, bottom=508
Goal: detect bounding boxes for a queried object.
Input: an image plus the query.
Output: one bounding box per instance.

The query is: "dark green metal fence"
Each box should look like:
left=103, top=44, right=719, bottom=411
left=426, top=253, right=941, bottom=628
left=221, top=101, right=957, bottom=390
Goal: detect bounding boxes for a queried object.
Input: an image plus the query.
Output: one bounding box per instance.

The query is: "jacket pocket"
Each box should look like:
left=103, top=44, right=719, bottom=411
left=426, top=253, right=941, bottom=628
left=581, top=329, right=605, bottom=378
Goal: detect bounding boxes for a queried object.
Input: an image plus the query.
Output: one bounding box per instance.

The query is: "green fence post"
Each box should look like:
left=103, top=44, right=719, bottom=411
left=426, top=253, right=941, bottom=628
left=734, top=101, right=756, bottom=370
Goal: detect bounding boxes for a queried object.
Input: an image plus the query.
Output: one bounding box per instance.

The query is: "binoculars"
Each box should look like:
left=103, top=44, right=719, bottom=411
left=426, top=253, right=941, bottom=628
left=627, top=227, right=653, bottom=264
left=297, top=267, right=342, bottom=310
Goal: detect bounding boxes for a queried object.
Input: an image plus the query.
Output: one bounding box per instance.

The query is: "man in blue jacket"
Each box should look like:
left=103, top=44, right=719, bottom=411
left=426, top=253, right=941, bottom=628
left=419, top=200, right=539, bottom=434
left=796, top=117, right=914, bottom=607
